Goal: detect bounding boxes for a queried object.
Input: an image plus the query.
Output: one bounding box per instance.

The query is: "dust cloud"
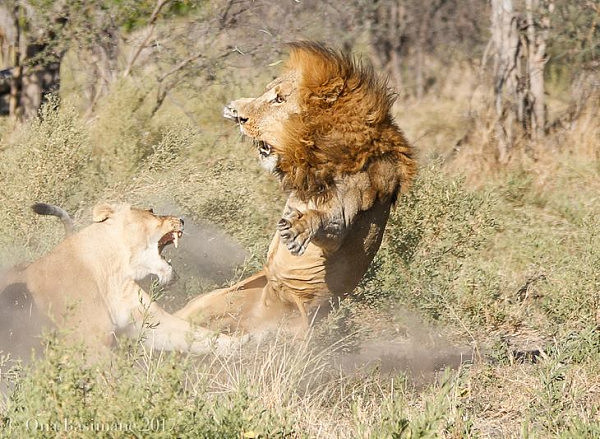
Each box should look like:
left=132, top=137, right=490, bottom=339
left=163, top=217, right=246, bottom=283
left=335, top=336, right=473, bottom=386
left=333, top=314, right=474, bottom=385
left=0, top=281, right=47, bottom=362
left=139, top=204, right=247, bottom=310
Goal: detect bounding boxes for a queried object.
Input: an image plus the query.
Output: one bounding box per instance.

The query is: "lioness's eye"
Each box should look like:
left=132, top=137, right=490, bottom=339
left=273, top=94, right=284, bottom=104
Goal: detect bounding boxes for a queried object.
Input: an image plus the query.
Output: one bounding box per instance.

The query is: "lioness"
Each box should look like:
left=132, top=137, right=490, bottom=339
left=0, top=203, right=237, bottom=354
left=176, top=42, right=416, bottom=332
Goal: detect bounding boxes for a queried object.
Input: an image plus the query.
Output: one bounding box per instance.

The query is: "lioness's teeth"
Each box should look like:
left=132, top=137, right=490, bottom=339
left=173, top=232, right=179, bottom=248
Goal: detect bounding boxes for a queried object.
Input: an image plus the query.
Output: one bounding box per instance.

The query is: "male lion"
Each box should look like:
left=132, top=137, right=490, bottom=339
left=0, top=203, right=237, bottom=354
left=176, top=42, right=416, bottom=332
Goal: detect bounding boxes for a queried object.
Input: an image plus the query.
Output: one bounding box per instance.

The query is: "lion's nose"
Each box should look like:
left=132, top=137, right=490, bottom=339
left=179, top=218, right=184, bottom=229
left=223, top=105, right=247, bottom=125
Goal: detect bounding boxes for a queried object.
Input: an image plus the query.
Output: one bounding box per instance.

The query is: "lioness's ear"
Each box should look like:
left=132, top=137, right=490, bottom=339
left=92, top=203, right=115, bottom=223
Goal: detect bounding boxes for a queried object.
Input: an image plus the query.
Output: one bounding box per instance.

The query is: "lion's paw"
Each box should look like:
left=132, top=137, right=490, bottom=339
left=277, top=209, right=312, bottom=256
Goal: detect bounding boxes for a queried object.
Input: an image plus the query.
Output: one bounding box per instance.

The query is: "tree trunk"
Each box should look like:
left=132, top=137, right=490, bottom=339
left=7, top=4, right=21, bottom=119
left=415, top=0, right=445, bottom=100
left=491, top=0, right=521, bottom=162
left=0, top=3, right=64, bottom=119
left=415, top=44, right=424, bottom=100
left=20, top=42, right=61, bottom=119
left=526, top=0, right=551, bottom=140
left=368, top=0, right=407, bottom=94
left=388, top=2, right=405, bottom=93
left=491, top=0, right=552, bottom=160
left=84, top=26, right=119, bottom=115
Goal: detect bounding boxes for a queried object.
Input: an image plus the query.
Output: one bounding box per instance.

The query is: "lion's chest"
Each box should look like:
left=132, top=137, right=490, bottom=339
left=265, top=233, right=328, bottom=299
left=264, top=199, right=391, bottom=308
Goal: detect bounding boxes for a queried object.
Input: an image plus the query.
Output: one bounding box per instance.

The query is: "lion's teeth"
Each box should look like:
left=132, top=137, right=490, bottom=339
left=173, top=232, right=179, bottom=248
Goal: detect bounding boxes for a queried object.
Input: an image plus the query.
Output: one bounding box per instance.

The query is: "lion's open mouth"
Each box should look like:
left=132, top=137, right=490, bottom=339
left=253, top=139, right=282, bottom=177
left=255, top=140, right=272, bottom=157
left=158, top=231, right=183, bottom=254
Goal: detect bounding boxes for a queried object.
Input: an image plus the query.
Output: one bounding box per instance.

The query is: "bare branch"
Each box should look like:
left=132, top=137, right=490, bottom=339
left=151, top=50, right=234, bottom=117
left=123, top=0, right=172, bottom=78
left=157, top=51, right=205, bottom=83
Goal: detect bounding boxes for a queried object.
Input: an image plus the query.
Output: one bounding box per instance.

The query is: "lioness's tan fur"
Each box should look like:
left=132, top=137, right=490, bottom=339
left=176, top=42, right=416, bottom=332
left=0, top=203, right=237, bottom=354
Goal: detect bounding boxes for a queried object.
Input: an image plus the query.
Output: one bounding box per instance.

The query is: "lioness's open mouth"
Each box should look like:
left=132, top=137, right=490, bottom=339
left=159, top=230, right=183, bottom=253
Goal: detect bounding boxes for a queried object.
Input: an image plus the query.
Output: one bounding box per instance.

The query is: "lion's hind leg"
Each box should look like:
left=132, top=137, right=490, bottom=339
left=289, top=294, right=310, bottom=331
left=174, top=271, right=267, bottom=323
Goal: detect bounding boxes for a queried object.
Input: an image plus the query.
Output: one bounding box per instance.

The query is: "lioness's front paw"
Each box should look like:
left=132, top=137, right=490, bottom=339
left=212, top=333, right=251, bottom=356
left=277, top=209, right=312, bottom=256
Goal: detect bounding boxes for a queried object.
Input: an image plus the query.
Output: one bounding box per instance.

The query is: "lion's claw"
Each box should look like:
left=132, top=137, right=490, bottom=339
left=280, top=230, right=293, bottom=241
left=277, top=218, right=290, bottom=229
left=277, top=209, right=311, bottom=256
left=287, top=241, right=301, bottom=254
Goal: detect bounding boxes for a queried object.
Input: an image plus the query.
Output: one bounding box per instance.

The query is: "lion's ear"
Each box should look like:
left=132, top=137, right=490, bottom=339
left=318, top=77, right=344, bottom=103
left=92, top=203, right=115, bottom=223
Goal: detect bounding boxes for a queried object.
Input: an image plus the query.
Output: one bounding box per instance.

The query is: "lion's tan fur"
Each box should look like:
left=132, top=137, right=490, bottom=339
left=176, top=42, right=416, bottom=332
left=0, top=204, right=237, bottom=354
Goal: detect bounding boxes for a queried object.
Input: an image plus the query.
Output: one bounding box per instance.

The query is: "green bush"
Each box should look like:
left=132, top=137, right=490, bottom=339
left=2, top=334, right=297, bottom=438
left=0, top=98, right=95, bottom=258
left=90, top=79, right=159, bottom=183
left=359, top=165, right=501, bottom=332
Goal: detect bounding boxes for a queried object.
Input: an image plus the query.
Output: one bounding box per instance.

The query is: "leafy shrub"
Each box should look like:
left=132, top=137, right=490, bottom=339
left=90, top=78, right=159, bottom=183
left=2, top=334, right=297, bottom=438
left=359, top=165, right=500, bottom=332
left=0, top=98, right=95, bottom=257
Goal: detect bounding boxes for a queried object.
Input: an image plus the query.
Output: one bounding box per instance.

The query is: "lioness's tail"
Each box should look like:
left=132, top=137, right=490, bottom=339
left=31, top=202, right=74, bottom=236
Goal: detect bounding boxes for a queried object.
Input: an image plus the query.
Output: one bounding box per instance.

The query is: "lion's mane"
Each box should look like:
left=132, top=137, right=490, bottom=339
left=276, top=42, right=416, bottom=202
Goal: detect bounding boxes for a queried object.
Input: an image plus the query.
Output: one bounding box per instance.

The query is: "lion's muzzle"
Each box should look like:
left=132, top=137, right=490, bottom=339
left=223, top=104, right=247, bottom=125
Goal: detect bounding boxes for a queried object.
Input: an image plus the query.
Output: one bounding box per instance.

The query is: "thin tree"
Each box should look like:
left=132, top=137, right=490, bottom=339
left=490, top=0, right=552, bottom=161
left=525, top=0, right=551, bottom=140
left=491, top=0, right=521, bottom=162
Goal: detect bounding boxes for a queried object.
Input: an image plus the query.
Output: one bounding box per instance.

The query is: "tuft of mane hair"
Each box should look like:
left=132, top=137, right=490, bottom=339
left=31, top=202, right=74, bottom=236
left=276, top=41, right=416, bottom=203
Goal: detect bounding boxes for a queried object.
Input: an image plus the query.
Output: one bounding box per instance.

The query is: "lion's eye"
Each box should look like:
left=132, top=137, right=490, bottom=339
left=272, top=94, right=284, bottom=104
